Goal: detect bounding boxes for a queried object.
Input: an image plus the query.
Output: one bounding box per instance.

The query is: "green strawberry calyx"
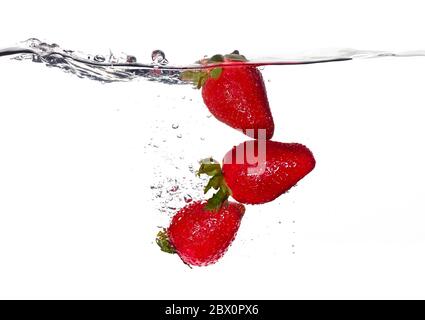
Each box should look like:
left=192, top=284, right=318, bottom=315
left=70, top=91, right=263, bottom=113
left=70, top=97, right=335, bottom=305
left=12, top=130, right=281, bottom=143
left=180, top=51, right=248, bottom=89
left=197, top=158, right=232, bottom=211
left=156, top=229, right=176, bottom=254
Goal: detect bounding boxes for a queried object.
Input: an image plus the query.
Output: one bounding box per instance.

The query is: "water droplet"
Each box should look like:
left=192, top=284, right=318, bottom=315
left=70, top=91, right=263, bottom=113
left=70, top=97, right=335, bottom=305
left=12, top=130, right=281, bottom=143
left=151, top=49, right=168, bottom=65
left=169, top=186, right=179, bottom=193
left=182, top=96, right=186, bottom=100
left=200, top=137, right=205, bottom=141
left=22, top=38, right=41, bottom=48
left=32, top=55, right=43, bottom=63
left=171, top=123, right=179, bottom=129
left=94, top=55, right=106, bottom=62
left=176, top=134, right=182, bottom=138
left=184, top=194, right=193, bottom=203
left=206, top=114, right=212, bottom=118
left=38, top=42, right=57, bottom=53
left=126, top=55, right=137, bottom=63
left=108, top=50, right=119, bottom=63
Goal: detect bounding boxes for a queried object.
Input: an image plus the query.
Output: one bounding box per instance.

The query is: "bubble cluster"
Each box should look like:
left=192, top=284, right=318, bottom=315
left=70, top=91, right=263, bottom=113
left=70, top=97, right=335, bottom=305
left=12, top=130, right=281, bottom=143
left=150, top=171, right=208, bottom=217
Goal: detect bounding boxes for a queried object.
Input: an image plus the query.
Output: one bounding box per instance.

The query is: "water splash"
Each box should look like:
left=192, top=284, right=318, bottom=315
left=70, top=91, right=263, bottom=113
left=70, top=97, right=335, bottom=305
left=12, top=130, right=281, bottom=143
left=1, top=38, right=183, bottom=84
left=2, top=38, right=425, bottom=84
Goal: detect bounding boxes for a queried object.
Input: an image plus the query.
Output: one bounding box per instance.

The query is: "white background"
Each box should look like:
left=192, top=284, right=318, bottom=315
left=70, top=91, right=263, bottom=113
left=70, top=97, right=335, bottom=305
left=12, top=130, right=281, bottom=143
left=1, top=0, right=425, bottom=299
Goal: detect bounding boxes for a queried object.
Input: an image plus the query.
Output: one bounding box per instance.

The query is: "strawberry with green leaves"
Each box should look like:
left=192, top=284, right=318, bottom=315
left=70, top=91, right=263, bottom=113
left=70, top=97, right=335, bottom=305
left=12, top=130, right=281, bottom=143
left=157, top=200, right=245, bottom=266
left=182, top=51, right=275, bottom=140
left=198, top=140, right=316, bottom=207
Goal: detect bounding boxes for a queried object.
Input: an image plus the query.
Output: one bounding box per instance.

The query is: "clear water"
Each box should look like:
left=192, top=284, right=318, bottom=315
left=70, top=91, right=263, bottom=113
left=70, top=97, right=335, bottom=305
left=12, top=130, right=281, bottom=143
left=2, top=38, right=425, bottom=259
left=3, top=38, right=425, bottom=84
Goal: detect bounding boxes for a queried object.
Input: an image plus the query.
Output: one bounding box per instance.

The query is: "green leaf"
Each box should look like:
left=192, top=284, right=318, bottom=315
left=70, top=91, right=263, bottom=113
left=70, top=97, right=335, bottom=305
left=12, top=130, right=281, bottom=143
left=205, top=189, right=230, bottom=211
left=197, top=74, right=208, bottom=89
left=196, top=77, right=203, bottom=89
left=204, top=175, right=223, bottom=194
left=208, top=54, right=225, bottom=63
left=180, top=70, right=196, bottom=81
left=180, top=70, right=209, bottom=89
left=223, top=53, right=248, bottom=62
left=209, top=67, right=222, bottom=79
left=197, top=158, right=222, bottom=177
left=156, top=229, right=176, bottom=254
left=197, top=158, right=233, bottom=211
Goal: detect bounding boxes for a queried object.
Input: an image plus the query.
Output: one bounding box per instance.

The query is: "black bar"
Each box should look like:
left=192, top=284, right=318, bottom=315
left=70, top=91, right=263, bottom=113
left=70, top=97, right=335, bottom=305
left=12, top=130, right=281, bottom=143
left=0, top=299, right=421, bottom=318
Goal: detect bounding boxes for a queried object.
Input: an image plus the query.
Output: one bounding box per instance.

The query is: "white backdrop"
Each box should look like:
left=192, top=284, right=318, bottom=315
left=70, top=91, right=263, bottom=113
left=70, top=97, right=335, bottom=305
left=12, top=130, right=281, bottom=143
left=1, top=0, right=425, bottom=299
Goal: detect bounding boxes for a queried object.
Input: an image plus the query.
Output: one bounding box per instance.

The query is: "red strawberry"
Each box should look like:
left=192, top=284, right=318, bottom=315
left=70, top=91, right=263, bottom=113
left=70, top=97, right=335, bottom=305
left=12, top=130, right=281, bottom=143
left=181, top=52, right=274, bottom=140
left=198, top=140, right=316, bottom=206
left=156, top=200, right=245, bottom=266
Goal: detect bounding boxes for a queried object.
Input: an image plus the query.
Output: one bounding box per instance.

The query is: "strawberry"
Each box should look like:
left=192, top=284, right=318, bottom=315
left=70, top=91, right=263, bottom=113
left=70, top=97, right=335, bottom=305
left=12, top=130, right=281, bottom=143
left=198, top=140, right=316, bottom=206
left=181, top=51, right=274, bottom=140
left=156, top=200, right=245, bottom=266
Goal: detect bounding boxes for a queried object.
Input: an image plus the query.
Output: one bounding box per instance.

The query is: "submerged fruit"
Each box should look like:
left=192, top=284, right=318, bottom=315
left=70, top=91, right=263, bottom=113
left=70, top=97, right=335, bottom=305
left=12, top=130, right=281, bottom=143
left=157, top=200, right=245, bottom=266
left=198, top=140, right=316, bottom=206
left=182, top=52, right=275, bottom=140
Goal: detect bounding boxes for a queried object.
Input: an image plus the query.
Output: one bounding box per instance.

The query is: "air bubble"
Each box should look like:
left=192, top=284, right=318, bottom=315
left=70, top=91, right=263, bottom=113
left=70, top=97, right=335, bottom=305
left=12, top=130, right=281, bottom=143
left=171, top=123, right=179, bottom=129
left=169, top=186, right=179, bottom=193
left=176, top=134, right=182, bottom=138
left=151, top=49, right=168, bottom=65
left=94, top=55, right=106, bottom=62
left=126, top=55, right=137, bottom=63
left=22, top=38, right=42, bottom=48
left=184, top=195, right=193, bottom=203
left=32, top=55, right=43, bottom=63
left=38, top=42, right=55, bottom=52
